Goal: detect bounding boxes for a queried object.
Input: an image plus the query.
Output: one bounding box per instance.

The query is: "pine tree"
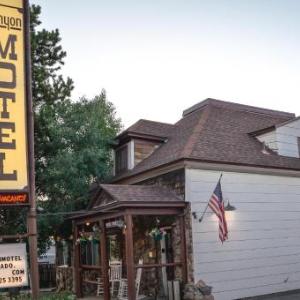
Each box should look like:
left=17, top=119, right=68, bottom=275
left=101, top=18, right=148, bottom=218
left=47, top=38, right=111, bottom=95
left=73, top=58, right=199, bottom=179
left=0, top=6, right=121, bottom=253
left=30, top=5, right=74, bottom=198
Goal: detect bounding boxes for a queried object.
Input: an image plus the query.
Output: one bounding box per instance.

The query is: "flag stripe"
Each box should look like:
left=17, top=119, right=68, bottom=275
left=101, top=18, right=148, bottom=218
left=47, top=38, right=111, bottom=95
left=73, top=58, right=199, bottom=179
left=208, top=179, right=228, bottom=243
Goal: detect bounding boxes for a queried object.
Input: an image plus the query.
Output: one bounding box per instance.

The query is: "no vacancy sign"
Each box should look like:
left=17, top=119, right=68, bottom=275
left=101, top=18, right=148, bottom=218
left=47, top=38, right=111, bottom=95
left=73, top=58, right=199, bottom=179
left=0, top=243, right=28, bottom=288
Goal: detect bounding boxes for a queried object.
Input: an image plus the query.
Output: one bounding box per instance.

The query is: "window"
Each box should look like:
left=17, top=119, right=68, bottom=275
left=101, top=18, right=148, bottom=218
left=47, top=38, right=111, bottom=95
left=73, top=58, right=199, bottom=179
left=298, top=137, right=300, bottom=158
left=80, top=241, right=99, bottom=265
left=115, top=145, right=128, bottom=174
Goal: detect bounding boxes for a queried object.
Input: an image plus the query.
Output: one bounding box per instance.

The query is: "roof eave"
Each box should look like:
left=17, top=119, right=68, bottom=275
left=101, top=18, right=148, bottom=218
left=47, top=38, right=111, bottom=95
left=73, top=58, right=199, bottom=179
left=113, top=131, right=167, bottom=148
left=69, top=201, right=186, bottom=221
left=111, top=157, right=300, bottom=184
left=248, top=125, right=276, bottom=137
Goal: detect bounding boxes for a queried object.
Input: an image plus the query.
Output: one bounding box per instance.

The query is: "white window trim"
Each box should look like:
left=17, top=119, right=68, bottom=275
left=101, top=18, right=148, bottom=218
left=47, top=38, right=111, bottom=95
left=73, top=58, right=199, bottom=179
left=114, top=140, right=135, bottom=174
left=128, top=140, right=135, bottom=170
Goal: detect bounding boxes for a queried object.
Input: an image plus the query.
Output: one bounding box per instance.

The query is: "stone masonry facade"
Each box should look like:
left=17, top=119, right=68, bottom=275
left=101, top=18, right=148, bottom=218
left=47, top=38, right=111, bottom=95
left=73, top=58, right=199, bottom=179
left=139, top=169, right=194, bottom=283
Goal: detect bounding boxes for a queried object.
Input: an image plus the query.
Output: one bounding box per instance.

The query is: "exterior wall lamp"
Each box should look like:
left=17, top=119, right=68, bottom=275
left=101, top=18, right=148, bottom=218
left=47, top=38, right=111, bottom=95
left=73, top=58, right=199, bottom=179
left=224, top=201, right=236, bottom=211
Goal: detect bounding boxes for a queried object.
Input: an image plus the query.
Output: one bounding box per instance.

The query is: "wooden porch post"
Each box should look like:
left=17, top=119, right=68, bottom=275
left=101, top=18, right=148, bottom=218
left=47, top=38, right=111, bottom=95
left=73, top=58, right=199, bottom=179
left=100, top=219, right=110, bottom=300
left=73, top=221, right=83, bottom=298
left=125, top=214, right=136, bottom=300
left=179, top=214, right=188, bottom=283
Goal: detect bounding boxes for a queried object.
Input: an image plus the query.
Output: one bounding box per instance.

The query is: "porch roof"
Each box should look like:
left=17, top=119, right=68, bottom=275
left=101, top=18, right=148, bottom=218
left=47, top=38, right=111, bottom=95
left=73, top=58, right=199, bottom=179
left=99, top=184, right=182, bottom=203
left=71, top=184, right=185, bottom=221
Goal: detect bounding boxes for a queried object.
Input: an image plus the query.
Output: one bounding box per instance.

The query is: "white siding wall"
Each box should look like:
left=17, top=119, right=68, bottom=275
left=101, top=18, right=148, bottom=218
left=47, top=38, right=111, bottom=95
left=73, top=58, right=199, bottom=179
left=257, top=119, right=300, bottom=158
left=257, top=131, right=278, bottom=152
left=186, top=168, right=300, bottom=300
left=277, top=119, right=300, bottom=158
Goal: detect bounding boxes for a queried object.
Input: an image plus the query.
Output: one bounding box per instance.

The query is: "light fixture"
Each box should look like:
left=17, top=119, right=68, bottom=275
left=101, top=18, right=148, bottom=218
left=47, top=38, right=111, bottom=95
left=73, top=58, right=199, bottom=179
left=122, top=224, right=127, bottom=235
left=225, top=201, right=236, bottom=211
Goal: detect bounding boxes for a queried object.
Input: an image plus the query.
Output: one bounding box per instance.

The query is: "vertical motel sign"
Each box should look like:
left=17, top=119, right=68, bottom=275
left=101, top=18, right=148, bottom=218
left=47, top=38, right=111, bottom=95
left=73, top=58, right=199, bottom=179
left=0, top=0, right=29, bottom=204
left=0, top=0, right=40, bottom=298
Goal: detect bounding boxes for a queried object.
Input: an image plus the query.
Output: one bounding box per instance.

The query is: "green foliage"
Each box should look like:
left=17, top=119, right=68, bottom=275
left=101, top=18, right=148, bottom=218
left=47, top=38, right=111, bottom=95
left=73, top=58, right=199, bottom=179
left=30, top=5, right=121, bottom=251
left=30, top=5, right=73, bottom=109
left=31, top=4, right=74, bottom=198
left=0, top=5, right=122, bottom=253
left=38, top=92, right=121, bottom=249
left=38, top=92, right=120, bottom=211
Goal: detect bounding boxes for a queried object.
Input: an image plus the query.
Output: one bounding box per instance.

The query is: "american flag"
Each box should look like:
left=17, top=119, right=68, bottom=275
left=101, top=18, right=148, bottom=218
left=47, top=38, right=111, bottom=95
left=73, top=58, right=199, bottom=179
left=208, top=179, right=228, bottom=243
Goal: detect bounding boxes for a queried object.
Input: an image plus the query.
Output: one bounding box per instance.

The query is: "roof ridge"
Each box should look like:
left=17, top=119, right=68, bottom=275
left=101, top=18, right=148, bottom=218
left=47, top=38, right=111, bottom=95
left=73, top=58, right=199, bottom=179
left=98, top=184, right=117, bottom=201
left=276, top=116, right=300, bottom=129
left=183, top=98, right=295, bottom=119
left=181, top=105, right=211, bottom=157
left=127, top=119, right=174, bottom=131
left=135, top=119, right=174, bottom=126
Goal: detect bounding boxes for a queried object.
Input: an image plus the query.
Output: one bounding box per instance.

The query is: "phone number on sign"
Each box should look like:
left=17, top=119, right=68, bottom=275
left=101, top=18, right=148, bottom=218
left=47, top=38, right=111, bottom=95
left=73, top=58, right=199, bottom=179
left=0, top=276, right=23, bottom=284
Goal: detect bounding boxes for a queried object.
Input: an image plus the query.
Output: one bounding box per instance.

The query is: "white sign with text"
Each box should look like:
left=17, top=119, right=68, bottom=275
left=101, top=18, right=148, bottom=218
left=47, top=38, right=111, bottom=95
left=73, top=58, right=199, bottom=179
left=0, top=243, right=28, bottom=288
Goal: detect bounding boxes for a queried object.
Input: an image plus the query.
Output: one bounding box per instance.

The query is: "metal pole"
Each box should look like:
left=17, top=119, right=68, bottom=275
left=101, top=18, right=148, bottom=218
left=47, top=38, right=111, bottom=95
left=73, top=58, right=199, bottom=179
left=24, top=0, right=39, bottom=298
left=198, top=173, right=223, bottom=222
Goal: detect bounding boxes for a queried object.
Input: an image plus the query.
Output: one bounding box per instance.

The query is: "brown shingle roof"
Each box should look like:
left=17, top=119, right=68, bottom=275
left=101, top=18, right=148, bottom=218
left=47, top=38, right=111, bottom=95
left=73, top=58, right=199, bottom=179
left=112, top=99, right=300, bottom=181
left=116, top=119, right=174, bottom=140
left=100, top=184, right=182, bottom=203
left=87, top=184, right=183, bottom=210
left=76, top=183, right=184, bottom=218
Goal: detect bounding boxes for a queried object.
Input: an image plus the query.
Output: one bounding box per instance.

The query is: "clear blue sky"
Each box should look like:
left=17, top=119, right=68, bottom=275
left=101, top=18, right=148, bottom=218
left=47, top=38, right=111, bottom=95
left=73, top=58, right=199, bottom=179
left=31, top=0, right=300, bottom=127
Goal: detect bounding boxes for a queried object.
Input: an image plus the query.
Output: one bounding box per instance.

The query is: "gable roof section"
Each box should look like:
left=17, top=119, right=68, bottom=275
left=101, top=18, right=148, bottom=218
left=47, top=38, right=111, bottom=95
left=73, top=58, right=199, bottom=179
left=89, top=184, right=183, bottom=210
left=112, top=99, right=300, bottom=181
left=249, top=116, right=300, bottom=136
left=116, top=119, right=175, bottom=142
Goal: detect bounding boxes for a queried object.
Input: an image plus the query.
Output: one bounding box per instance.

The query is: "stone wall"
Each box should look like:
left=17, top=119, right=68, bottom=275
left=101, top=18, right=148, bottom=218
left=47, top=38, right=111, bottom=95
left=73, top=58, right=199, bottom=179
left=56, top=266, right=73, bottom=292
left=139, top=169, right=194, bottom=283
left=132, top=225, right=166, bottom=297
left=139, top=169, right=185, bottom=198
left=184, top=204, right=194, bottom=283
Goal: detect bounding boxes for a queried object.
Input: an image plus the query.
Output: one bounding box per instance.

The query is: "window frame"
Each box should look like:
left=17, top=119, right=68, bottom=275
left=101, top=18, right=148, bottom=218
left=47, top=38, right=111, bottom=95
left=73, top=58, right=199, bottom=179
left=115, top=144, right=128, bottom=174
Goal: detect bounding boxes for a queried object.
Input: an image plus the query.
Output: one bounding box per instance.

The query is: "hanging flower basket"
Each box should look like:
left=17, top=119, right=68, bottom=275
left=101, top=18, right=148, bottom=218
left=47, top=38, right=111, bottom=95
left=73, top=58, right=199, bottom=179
left=76, top=231, right=100, bottom=245
left=92, top=238, right=100, bottom=244
left=76, top=237, right=88, bottom=245
left=149, top=227, right=166, bottom=241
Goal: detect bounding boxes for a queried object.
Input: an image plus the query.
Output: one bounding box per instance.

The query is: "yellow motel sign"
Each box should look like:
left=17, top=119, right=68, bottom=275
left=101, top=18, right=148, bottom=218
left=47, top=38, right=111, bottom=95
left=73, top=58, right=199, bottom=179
left=0, top=0, right=29, bottom=204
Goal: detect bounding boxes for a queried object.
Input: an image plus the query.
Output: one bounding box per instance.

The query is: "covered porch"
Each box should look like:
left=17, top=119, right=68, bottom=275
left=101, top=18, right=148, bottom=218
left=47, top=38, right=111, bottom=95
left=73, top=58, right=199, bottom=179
left=72, top=184, right=188, bottom=300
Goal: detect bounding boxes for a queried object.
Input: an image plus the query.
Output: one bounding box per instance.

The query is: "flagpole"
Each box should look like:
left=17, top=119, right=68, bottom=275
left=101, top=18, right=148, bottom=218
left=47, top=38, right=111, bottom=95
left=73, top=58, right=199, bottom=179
left=199, top=173, right=223, bottom=222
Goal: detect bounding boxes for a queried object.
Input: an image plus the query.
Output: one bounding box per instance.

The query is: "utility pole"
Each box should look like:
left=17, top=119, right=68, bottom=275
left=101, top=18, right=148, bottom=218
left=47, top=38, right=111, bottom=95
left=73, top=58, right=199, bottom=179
left=25, top=0, right=40, bottom=298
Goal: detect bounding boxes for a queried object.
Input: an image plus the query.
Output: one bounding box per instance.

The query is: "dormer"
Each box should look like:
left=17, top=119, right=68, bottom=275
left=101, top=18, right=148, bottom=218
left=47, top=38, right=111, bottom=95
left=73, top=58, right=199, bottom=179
left=252, top=116, right=300, bottom=158
left=113, top=119, right=173, bottom=175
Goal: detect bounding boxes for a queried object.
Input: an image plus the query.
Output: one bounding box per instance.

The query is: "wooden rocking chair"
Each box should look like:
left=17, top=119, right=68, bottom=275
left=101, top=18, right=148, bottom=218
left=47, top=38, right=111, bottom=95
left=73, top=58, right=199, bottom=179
left=110, top=260, right=122, bottom=295
left=97, top=260, right=122, bottom=296
left=96, top=276, right=104, bottom=296
left=117, top=259, right=145, bottom=300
